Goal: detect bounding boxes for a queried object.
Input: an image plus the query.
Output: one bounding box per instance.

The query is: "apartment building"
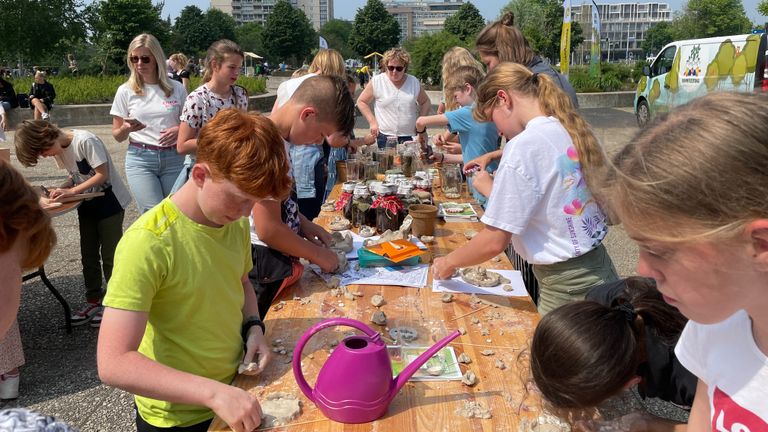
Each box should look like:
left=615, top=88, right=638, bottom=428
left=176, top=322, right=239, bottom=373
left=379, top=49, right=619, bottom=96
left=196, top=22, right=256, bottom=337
left=384, top=0, right=464, bottom=41
left=211, top=0, right=333, bottom=30
left=571, top=2, right=673, bottom=62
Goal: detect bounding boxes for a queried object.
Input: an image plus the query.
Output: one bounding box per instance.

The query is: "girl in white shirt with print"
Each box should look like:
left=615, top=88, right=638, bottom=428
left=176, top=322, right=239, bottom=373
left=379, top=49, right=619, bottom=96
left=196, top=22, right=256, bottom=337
left=432, top=62, right=618, bottom=315
left=602, top=92, right=768, bottom=431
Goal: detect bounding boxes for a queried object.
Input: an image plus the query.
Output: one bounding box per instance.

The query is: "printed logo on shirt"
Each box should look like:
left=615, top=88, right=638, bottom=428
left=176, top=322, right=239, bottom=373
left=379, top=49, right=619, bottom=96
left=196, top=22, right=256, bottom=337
left=163, top=99, right=180, bottom=112
left=712, top=386, right=767, bottom=432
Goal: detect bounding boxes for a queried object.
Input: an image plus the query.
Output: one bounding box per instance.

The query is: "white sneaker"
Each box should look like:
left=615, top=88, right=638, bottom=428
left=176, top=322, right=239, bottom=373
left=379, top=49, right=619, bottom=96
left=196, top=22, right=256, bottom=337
left=41, top=112, right=50, bottom=121
left=0, top=372, right=20, bottom=399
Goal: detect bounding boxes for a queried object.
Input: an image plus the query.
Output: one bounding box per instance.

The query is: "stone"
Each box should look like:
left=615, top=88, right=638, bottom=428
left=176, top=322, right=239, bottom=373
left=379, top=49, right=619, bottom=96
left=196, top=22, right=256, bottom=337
left=420, top=235, right=434, bottom=243
left=480, top=328, right=490, bottom=336
left=461, top=370, right=478, bottom=387
left=471, top=317, right=480, bottom=325
left=334, top=251, right=348, bottom=273
left=426, top=365, right=444, bottom=376
left=358, top=225, right=376, bottom=237
left=503, top=285, right=513, bottom=292
left=480, top=349, right=495, bottom=356
left=325, top=276, right=341, bottom=289
left=463, top=229, right=478, bottom=240
left=370, top=294, right=385, bottom=307
left=237, top=362, right=260, bottom=375
left=440, top=293, right=453, bottom=303
left=298, top=297, right=311, bottom=305
left=457, top=353, right=472, bottom=364
left=260, top=392, right=302, bottom=428
left=371, top=311, right=387, bottom=326
left=330, top=231, right=353, bottom=253
left=320, top=202, right=335, bottom=212
left=495, top=359, right=506, bottom=370
left=458, top=327, right=467, bottom=335
left=272, top=301, right=286, bottom=311
left=328, top=216, right=351, bottom=231
left=389, top=327, right=418, bottom=342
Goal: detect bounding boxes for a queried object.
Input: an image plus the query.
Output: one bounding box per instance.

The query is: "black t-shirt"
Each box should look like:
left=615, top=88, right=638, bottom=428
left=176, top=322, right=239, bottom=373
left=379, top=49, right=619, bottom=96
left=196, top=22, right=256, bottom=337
left=170, top=69, right=190, bottom=83
left=586, top=280, right=697, bottom=407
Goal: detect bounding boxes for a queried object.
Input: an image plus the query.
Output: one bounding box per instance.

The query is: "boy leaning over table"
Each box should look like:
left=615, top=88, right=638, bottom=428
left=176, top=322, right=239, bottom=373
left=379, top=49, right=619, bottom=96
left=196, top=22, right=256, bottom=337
left=97, top=109, right=293, bottom=432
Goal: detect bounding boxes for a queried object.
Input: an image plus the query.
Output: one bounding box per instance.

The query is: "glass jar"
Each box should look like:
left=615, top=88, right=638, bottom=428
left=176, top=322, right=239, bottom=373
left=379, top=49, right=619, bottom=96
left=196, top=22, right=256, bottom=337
left=351, top=184, right=373, bottom=228
left=441, top=163, right=463, bottom=199
left=363, top=161, right=378, bottom=182
left=375, top=149, right=390, bottom=174
left=346, top=158, right=362, bottom=182
left=385, top=136, right=399, bottom=152
left=371, top=182, right=402, bottom=234
left=339, top=181, right=357, bottom=220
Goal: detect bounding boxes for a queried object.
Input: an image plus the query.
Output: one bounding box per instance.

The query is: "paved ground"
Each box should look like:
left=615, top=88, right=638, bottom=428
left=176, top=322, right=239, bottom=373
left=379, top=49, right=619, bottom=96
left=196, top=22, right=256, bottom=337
left=1, top=83, right=683, bottom=430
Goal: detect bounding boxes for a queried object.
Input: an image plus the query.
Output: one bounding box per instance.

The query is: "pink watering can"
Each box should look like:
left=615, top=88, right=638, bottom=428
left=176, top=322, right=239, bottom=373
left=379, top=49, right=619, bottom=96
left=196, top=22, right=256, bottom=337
left=292, top=317, right=460, bottom=424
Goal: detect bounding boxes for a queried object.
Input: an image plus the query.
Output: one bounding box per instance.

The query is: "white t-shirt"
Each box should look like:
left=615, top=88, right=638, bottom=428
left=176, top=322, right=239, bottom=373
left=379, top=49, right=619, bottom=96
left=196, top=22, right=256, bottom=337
left=0, top=104, right=5, bottom=141
left=481, top=116, right=609, bottom=265
left=675, top=310, right=768, bottom=430
left=274, top=73, right=317, bottom=108
left=371, top=73, right=422, bottom=137
left=110, top=81, right=187, bottom=146
left=54, top=130, right=132, bottom=210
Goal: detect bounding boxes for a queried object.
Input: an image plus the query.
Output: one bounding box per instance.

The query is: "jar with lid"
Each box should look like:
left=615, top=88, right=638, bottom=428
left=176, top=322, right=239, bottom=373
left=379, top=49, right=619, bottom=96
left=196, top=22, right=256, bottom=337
left=338, top=181, right=357, bottom=220
left=370, top=182, right=403, bottom=233
left=351, top=184, right=374, bottom=228
left=441, top=163, right=463, bottom=199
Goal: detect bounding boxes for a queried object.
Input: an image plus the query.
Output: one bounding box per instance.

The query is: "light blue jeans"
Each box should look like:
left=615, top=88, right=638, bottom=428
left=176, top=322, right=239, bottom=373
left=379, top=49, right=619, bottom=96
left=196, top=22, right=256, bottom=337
left=125, top=146, right=185, bottom=213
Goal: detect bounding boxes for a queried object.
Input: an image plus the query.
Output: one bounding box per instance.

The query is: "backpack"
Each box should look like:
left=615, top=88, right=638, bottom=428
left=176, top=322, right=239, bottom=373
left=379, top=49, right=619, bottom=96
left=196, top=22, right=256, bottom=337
left=17, top=93, right=29, bottom=109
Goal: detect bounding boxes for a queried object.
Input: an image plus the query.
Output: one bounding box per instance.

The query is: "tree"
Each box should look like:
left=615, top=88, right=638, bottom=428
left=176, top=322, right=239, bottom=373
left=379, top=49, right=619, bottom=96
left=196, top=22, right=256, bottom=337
left=760, top=0, right=768, bottom=16
left=262, top=0, right=315, bottom=65
left=0, top=0, right=88, bottom=67
left=235, top=22, right=266, bottom=57
left=349, top=0, right=401, bottom=57
left=169, top=6, right=206, bottom=54
left=676, top=0, right=751, bottom=38
left=203, top=9, right=237, bottom=47
left=87, top=0, right=169, bottom=74
left=404, top=31, right=466, bottom=85
left=320, top=19, right=356, bottom=59
left=444, top=2, right=485, bottom=42
left=641, top=21, right=675, bottom=56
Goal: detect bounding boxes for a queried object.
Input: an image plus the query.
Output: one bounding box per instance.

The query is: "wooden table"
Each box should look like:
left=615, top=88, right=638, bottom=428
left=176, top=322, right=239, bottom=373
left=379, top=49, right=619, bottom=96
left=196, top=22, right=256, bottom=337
left=209, top=181, right=543, bottom=431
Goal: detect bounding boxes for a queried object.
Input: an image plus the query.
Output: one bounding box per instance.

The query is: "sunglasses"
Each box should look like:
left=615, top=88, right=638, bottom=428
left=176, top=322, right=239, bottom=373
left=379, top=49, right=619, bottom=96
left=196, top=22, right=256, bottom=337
left=387, top=65, right=404, bottom=72
left=129, top=56, right=152, bottom=64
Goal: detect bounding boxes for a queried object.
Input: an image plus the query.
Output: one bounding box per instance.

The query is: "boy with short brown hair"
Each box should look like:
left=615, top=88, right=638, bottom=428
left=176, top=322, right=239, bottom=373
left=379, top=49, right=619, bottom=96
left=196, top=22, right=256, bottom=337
left=97, top=109, right=291, bottom=431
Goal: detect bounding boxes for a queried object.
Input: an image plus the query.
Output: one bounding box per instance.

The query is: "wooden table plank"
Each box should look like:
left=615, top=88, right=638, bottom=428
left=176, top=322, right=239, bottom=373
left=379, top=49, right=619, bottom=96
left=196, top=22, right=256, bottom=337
left=209, top=179, right=543, bottom=432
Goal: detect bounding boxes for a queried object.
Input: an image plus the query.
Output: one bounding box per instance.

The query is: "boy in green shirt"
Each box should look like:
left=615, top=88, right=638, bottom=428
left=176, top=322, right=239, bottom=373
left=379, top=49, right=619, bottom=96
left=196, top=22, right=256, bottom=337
left=97, top=109, right=293, bottom=432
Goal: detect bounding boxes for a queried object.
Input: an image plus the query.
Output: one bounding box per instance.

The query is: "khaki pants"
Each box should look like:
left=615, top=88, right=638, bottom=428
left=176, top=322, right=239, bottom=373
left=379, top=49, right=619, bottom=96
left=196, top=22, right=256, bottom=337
left=533, top=243, right=618, bottom=316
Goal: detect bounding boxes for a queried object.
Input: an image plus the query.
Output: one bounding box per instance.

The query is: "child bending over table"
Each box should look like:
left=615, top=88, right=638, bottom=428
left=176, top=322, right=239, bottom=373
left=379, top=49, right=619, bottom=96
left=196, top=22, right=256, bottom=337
left=14, top=120, right=132, bottom=327
left=250, top=75, right=356, bottom=319
left=431, top=62, right=618, bottom=315
left=531, top=277, right=696, bottom=431
left=97, top=110, right=292, bottom=432
left=601, top=92, right=768, bottom=431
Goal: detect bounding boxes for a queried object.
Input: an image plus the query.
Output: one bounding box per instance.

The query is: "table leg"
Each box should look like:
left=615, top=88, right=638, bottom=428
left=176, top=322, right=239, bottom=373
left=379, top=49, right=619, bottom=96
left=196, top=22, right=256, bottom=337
left=22, top=266, right=73, bottom=333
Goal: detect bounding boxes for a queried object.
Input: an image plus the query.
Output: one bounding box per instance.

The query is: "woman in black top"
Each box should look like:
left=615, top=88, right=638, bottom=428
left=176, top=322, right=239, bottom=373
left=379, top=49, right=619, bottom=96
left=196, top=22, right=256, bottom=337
left=169, top=53, right=190, bottom=92
left=531, top=277, right=696, bottom=430
left=29, top=71, right=55, bottom=121
left=0, top=77, right=17, bottom=112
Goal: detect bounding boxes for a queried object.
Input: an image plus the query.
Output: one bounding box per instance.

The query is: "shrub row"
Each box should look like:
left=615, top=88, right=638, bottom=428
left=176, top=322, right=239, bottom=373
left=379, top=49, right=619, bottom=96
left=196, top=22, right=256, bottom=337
left=10, top=75, right=267, bottom=105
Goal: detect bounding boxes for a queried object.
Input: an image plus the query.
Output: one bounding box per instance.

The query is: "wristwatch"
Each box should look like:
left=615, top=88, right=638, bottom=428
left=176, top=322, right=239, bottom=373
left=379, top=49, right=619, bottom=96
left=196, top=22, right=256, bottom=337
left=241, top=317, right=266, bottom=341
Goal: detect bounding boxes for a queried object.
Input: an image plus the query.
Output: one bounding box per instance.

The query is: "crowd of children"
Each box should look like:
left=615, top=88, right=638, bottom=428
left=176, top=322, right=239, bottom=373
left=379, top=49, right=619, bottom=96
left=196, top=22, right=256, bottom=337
left=3, top=13, right=768, bottom=431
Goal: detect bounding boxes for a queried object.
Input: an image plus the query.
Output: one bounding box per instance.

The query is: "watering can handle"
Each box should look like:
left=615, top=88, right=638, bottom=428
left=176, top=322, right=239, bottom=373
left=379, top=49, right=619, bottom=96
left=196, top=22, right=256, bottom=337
left=292, top=317, right=381, bottom=402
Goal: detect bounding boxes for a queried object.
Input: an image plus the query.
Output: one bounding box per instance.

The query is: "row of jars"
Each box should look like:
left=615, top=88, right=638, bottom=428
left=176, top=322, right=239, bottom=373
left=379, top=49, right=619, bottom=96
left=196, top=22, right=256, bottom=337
left=338, top=180, right=432, bottom=234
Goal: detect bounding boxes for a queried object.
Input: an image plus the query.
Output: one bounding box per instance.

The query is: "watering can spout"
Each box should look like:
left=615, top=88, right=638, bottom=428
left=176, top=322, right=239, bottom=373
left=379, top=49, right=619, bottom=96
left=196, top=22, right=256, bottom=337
left=391, top=330, right=461, bottom=396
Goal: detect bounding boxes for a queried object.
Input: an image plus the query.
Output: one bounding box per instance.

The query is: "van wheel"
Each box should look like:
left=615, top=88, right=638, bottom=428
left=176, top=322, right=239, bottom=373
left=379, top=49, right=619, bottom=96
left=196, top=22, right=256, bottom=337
left=636, top=100, right=650, bottom=128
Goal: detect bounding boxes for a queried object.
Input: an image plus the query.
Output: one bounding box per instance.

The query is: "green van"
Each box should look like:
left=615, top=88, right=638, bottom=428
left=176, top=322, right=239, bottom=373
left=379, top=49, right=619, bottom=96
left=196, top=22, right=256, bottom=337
left=635, top=33, right=768, bottom=127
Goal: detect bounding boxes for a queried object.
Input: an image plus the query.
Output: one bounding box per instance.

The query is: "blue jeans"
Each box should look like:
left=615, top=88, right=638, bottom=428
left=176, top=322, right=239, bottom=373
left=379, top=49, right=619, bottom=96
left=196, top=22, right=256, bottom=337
left=324, top=146, right=348, bottom=200
left=376, top=133, right=414, bottom=149
left=170, top=154, right=195, bottom=194
left=0, top=101, right=11, bottom=112
left=125, top=146, right=185, bottom=213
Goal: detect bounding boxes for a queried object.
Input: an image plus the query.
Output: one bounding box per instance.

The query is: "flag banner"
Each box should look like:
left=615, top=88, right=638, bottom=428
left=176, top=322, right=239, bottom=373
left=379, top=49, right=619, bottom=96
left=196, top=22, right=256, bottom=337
left=560, top=0, right=572, bottom=75
left=589, top=0, right=601, bottom=77
left=319, top=36, right=329, bottom=49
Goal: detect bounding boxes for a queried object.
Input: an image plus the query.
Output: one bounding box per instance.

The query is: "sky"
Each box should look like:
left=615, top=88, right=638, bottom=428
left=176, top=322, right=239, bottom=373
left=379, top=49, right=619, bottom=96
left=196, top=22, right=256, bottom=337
left=162, top=0, right=768, bottom=26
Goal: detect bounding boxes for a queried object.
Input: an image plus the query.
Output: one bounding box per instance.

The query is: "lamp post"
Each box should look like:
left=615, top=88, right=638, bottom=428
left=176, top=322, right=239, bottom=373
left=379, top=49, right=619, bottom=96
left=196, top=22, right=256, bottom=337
left=626, top=36, right=635, bottom=62
left=605, top=37, right=611, bottom=63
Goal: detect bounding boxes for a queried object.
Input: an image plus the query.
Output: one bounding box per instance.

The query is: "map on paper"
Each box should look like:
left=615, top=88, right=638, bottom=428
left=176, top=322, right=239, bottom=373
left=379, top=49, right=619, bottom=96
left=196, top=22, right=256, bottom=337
left=389, top=346, right=462, bottom=381
left=432, top=269, right=528, bottom=297
left=311, top=263, right=429, bottom=288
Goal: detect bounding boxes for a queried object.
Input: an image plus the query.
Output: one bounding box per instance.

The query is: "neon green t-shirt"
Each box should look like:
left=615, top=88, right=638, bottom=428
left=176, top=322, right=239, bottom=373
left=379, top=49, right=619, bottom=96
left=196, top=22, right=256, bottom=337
left=103, top=198, right=252, bottom=427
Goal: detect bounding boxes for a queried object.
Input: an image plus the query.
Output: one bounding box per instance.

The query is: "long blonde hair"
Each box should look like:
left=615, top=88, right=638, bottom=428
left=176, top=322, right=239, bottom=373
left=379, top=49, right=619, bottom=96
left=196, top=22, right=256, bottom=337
left=604, top=92, right=768, bottom=243
left=474, top=62, right=604, bottom=191
left=202, top=39, right=244, bottom=83
left=126, top=33, right=174, bottom=97
left=475, top=11, right=535, bottom=67
left=441, top=47, right=484, bottom=111
left=308, top=49, right=346, bottom=78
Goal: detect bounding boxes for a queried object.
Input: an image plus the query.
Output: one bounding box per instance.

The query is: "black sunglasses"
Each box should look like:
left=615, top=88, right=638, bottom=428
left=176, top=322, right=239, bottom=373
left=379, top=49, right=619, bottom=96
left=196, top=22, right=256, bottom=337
left=129, top=56, right=152, bottom=64
left=387, top=65, right=404, bottom=72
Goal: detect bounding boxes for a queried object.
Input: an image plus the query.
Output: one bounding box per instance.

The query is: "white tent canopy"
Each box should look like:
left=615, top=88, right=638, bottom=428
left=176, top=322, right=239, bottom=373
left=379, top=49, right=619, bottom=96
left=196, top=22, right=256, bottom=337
left=244, top=52, right=263, bottom=59
left=243, top=52, right=264, bottom=76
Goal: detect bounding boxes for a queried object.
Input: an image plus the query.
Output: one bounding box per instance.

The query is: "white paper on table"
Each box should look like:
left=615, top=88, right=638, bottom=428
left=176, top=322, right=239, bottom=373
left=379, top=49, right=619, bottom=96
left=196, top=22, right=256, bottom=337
left=311, top=263, right=429, bottom=288
left=432, top=269, right=528, bottom=297
left=343, top=230, right=427, bottom=260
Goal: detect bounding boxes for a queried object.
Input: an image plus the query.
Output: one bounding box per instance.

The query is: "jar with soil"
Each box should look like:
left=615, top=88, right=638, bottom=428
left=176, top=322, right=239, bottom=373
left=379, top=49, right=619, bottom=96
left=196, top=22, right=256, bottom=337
left=338, top=181, right=357, bottom=219
left=375, top=149, right=390, bottom=175
left=363, top=161, right=378, bottom=182
left=441, top=163, right=463, bottom=199
left=371, top=182, right=403, bottom=234
left=351, top=184, right=374, bottom=228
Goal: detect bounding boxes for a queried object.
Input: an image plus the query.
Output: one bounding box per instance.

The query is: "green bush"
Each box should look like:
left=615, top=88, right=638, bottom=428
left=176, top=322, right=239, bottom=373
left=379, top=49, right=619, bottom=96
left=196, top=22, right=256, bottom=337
left=10, top=75, right=266, bottom=105
left=568, top=64, right=638, bottom=92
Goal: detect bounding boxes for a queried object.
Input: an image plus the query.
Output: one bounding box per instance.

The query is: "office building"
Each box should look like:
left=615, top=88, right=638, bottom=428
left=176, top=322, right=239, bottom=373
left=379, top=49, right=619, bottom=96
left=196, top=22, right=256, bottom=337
left=211, top=0, right=333, bottom=30
left=571, top=2, right=673, bottom=62
left=384, top=0, right=464, bottom=41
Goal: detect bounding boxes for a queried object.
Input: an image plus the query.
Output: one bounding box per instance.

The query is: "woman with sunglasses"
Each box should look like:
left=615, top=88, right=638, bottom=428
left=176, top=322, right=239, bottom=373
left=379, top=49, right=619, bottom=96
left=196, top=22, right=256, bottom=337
left=357, top=47, right=431, bottom=148
left=110, top=33, right=188, bottom=213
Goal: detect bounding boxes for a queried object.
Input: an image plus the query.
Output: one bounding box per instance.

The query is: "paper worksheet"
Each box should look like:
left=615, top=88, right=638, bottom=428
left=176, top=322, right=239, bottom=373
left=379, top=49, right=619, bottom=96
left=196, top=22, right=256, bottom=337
left=311, top=263, right=429, bottom=288
left=344, top=230, right=427, bottom=260
left=432, top=269, right=528, bottom=297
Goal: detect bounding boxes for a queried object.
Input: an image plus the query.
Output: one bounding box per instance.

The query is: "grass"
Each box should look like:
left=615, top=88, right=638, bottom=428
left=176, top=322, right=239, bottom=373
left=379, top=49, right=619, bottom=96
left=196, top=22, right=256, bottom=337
left=10, top=75, right=267, bottom=105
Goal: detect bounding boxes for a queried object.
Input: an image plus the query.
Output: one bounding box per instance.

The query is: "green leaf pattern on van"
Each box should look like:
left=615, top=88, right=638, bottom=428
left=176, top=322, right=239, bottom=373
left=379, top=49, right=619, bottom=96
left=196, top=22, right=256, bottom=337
left=637, top=76, right=647, bottom=95
left=649, top=79, right=661, bottom=104
left=715, top=40, right=736, bottom=75
left=665, top=49, right=681, bottom=92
